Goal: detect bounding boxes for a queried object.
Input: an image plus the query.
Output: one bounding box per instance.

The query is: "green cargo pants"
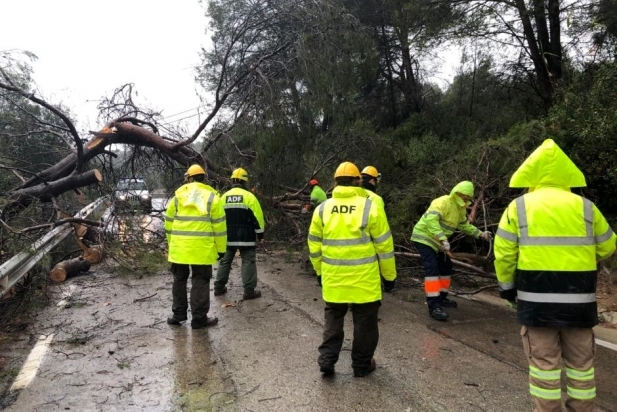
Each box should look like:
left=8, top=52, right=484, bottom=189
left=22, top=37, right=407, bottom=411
left=214, top=247, right=257, bottom=293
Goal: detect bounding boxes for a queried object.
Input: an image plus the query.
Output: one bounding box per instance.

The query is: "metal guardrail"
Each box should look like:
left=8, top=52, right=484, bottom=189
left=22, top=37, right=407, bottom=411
left=0, top=197, right=109, bottom=298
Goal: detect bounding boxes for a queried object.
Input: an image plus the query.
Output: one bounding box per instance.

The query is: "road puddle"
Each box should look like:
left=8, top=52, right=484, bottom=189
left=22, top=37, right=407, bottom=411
left=171, top=329, right=235, bottom=411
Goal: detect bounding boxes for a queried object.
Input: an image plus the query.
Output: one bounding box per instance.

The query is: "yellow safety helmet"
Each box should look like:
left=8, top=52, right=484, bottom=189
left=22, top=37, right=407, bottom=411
left=185, top=164, right=206, bottom=179
left=361, top=166, right=381, bottom=182
left=334, top=161, right=361, bottom=178
left=230, top=167, right=249, bottom=182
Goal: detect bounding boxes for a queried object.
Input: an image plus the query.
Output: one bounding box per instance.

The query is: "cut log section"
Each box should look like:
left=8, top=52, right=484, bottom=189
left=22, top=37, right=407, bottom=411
left=73, top=225, right=104, bottom=264
left=83, top=245, right=104, bottom=264
left=50, top=257, right=91, bottom=282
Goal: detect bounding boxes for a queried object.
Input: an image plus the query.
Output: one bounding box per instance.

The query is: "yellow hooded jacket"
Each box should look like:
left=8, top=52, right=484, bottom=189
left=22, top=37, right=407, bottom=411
left=410, top=181, right=481, bottom=251
left=495, top=139, right=616, bottom=327
left=164, top=182, right=227, bottom=264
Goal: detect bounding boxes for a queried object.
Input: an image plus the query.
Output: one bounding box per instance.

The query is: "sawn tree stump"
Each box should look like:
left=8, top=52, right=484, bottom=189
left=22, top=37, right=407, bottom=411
left=50, top=257, right=91, bottom=282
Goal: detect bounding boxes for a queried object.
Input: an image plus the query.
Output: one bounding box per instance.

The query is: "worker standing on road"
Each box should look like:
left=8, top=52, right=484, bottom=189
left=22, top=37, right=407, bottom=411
left=410, top=181, right=492, bottom=321
left=495, top=139, right=616, bottom=412
left=308, top=161, right=396, bottom=378
left=214, top=168, right=265, bottom=300
left=361, top=166, right=385, bottom=211
left=164, top=164, right=227, bottom=329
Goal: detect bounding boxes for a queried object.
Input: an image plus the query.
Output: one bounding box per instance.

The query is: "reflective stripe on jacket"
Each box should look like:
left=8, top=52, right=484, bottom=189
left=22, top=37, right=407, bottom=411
left=365, top=189, right=385, bottom=211
left=307, top=185, right=396, bottom=303
left=164, top=182, right=227, bottom=264
left=494, top=139, right=616, bottom=328
left=222, top=185, right=265, bottom=247
left=410, top=181, right=481, bottom=251
left=495, top=189, right=615, bottom=327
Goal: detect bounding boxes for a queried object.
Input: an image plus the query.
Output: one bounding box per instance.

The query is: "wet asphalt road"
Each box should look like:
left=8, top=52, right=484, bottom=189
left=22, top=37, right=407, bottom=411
left=5, top=253, right=617, bottom=412
left=3, top=204, right=617, bottom=411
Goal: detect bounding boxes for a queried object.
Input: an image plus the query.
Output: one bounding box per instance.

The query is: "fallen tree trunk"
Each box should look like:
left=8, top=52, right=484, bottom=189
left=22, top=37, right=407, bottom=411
left=50, top=257, right=90, bottom=282
left=394, top=251, right=496, bottom=280
left=3, top=170, right=104, bottom=219
left=13, top=169, right=103, bottom=201
left=2, top=121, right=206, bottom=219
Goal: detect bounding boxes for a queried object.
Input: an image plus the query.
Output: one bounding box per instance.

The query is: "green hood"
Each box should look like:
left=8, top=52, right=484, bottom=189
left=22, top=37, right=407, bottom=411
left=509, top=139, right=586, bottom=188
left=450, top=181, right=474, bottom=197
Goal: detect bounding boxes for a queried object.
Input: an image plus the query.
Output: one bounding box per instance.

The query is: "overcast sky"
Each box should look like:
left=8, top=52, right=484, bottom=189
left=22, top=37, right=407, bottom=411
left=0, top=0, right=209, bottom=133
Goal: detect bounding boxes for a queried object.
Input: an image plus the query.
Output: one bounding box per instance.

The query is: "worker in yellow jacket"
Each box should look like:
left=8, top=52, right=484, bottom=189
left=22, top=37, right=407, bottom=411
left=164, top=164, right=227, bottom=329
left=411, top=181, right=492, bottom=321
left=495, top=139, right=615, bottom=412
left=308, top=161, right=396, bottom=378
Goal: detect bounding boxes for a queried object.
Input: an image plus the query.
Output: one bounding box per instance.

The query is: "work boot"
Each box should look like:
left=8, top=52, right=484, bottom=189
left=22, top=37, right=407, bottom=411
left=429, top=307, right=449, bottom=321
left=441, top=298, right=458, bottom=308
left=191, top=316, right=219, bottom=329
left=243, top=290, right=262, bottom=300
left=320, top=364, right=335, bottom=377
left=354, top=358, right=377, bottom=377
left=214, top=286, right=227, bottom=296
left=166, top=316, right=187, bottom=325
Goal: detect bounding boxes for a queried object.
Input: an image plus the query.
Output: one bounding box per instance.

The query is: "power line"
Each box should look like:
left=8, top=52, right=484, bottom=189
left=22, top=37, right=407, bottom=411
left=157, top=104, right=207, bottom=121
left=158, top=110, right=205, bottom=127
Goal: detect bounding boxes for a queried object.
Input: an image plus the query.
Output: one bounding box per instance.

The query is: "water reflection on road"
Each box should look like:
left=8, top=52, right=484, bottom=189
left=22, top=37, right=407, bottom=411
left=171, top=328, right=234, bottom=410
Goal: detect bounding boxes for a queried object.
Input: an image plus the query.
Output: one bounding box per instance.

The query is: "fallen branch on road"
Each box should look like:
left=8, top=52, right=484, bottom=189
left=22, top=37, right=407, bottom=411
left=133, top=293, right=157, bottom=303
left=259, top=396, right=282, bottom=402
left=450, top=284, right=497, bottom=295
left=394, top=251, right=496, bottom=280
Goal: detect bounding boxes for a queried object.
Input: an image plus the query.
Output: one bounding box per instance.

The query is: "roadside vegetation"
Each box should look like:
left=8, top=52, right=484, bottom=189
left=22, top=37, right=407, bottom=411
left=1, top=0, right=617, bottom=330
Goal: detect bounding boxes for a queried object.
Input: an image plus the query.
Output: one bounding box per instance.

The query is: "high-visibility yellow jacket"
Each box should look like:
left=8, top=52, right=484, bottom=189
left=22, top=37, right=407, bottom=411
left=365, top=188, right=385, bottom=211
left=495, top=139, right=616, bottom=328
left=222, top=185, right=265, bottom=247
left=164, top=182, right=227, bottom=265
left=410, top=181, right=481, bottom=251
left=308, top=185, right=396, bottom=303
left=310, top=185, right=328, bottom=205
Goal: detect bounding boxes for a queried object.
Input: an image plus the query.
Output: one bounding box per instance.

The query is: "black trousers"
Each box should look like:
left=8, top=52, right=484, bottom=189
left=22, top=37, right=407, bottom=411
left=318, top=301, right=381, bottom=374
left=171, top=264, right=212, bottom=324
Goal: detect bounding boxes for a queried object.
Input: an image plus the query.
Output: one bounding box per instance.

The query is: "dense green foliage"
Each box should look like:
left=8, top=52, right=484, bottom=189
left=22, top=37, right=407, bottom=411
left=3, top=1, right=617, bottom=252
left=199, top=0, right=617, bottom=248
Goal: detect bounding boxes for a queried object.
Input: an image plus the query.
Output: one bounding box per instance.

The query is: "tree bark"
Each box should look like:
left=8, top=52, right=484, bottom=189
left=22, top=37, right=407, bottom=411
left=83, top=245, right=104, bottom=264
left=50, top=257, right=90, bottom=282
left=4, top=170, right=103, bottom=218
left=515, top=0, right=554, bottom=108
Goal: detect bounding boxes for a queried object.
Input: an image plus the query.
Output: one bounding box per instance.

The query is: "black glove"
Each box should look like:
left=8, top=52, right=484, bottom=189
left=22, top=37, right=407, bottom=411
left=217, top=252, right=226, bottom=261
left=317, top=276, right=322, bottom=287
left=499, top=287, right=517, bottom=303
left=383, top=279, right=396, bottom=293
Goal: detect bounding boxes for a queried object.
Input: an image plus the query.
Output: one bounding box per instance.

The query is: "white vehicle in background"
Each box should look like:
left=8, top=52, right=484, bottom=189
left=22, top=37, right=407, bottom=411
left=113, top=177, right=152, bottom=213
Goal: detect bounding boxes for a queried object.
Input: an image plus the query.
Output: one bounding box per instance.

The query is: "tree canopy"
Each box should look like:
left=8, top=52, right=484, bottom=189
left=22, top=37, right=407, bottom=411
left=2, top=0, right=617, bottom=252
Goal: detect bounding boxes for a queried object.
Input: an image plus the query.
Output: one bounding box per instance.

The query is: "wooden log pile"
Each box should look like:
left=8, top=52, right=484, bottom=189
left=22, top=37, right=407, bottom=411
left=49, top=220, right=105, bottom=282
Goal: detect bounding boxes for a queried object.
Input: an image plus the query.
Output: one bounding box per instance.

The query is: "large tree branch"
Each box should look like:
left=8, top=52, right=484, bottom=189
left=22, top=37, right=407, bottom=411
left=176, top=39, right=296, bottom=150
left=7, top=169, right=102, bottom=205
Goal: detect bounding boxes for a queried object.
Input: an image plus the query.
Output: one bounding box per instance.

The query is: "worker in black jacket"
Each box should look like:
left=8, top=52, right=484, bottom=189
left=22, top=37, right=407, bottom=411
left=213, top=168, right=265, bottom=300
